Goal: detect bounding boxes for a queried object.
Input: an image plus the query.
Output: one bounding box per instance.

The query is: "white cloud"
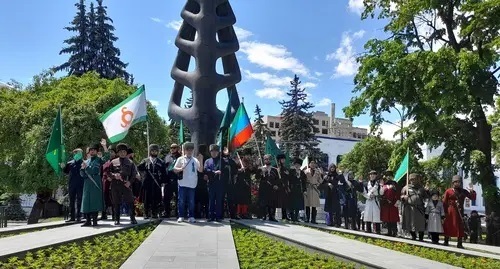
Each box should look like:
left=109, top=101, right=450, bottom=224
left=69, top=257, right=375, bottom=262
left=255, top=88, right=285, bottom=100
left=317, top=98, right=332, bottom=107
left=166, top=20, right=182, bottom=31
left=302, top=82, right=318, bottom=89
left=243, top=70, right=291, bottom=87
left=326, top=31, right=365, bottom=78
left=150, top=17, right=163, bottom=23
left=348, top=0, right=364, bottom=15
left=240, top=41, right=309, bottom=76
left=166, top=19, right=253, bottom=41
left=314, top=56, right=320, bottom=61
left=149, top=100, right=160, bottom=107
left=314, top=71, right=323, bottom=77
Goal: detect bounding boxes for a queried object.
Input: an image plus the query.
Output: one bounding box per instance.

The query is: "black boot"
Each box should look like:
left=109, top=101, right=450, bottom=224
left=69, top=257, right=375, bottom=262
left=418, top=232, right=424, bottom=241
left=311, top=207, right=317, bottom=224
left=328, top=212, right=334, bottom=227
left=410, top=231, right=417, bottom=240
left=366, top=222, right=372, bottom=233
left=114, top=207, right=121, bottom=225
left=443, top=236, right=449, bottom=246
left=129, top=204, right=137, bottom=224
left=282, top=208, right=289, bottom=221
left=305, top=207, right=311, bottom=223
left=457, top=238, right=464, bottom=249
left=268, top=207, right=278, bottom=222
left=100, top=210, right=108, bottom=220
left=92, top=213, right=98, bottom=226
left=81, top=214, right=91, bottom=227
left=375, top=223, right=381, bottom=234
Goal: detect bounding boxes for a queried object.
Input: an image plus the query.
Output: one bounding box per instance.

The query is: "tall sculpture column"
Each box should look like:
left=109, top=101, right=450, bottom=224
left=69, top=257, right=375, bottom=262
left=168, top=0, right=242, bottom=149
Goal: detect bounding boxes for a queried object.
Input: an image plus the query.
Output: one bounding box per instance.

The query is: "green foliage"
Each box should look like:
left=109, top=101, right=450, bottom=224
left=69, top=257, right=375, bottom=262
left=279, top=75, right=322, bottom=160
left=387, top=136, right=422, bottom=174
left=344, top=0, right=500, bottom=214
left=0, top=223, right=156, bottom=269
left=232, top=225, right=357, bottom=269
left=0, top=72, right=169, bottom=193
left=242, top=105, right=268, bottom=157
left=0, top=193, right=26, bottom=221
left=307, top=225, right=500, bottom=269
left=340, top=136, right=394, bottom=178
left=419, top=157, right=457, bottom=194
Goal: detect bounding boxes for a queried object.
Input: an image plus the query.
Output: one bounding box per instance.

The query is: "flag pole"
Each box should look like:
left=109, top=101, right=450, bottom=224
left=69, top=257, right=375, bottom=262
left=59, top=105, right=64, bottom=175
left=406, top=147, right=409, bottom=187
left=253, top=135, right=263, bottom=167
left=143, top=85, right=150, bottom=154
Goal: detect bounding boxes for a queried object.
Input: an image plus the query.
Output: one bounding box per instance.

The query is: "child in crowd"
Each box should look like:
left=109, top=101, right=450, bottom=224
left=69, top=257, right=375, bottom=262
left=468, top=210, right=483, bottom=244
left=425, top=190, right=445, bottom=244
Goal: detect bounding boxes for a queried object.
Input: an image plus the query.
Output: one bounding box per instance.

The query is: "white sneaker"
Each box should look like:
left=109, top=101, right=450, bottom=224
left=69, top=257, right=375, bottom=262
left=188, top=217, right=196, bottom=223
left=177, top=217, right=184, bottom=223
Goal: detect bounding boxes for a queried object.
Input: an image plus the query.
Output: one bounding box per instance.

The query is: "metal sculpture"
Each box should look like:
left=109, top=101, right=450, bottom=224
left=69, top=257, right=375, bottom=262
left=168, top=0, right=241, bottom=149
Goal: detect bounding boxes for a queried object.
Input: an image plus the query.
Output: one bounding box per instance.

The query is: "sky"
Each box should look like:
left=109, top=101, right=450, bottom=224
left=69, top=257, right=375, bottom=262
left=0, top=0, right=404, bottom=140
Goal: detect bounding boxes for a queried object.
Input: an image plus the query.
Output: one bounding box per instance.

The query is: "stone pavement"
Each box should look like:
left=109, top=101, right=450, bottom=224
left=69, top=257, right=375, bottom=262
left=120, top=220, right=240, bottom=269
left=301, top=222, right=500, bottom=259
left=0, top=217, right=150, bottom=259
left=234, top=219, right=460, bottom=269
left=0, top=220, right=74, bottom=235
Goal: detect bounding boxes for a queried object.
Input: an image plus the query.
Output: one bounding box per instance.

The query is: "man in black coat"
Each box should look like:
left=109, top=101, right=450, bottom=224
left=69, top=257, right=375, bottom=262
left=137, top=144, right=168, bottom=219
left=163, top=143, right=182, bottom=218
left=323, top=164, right=344, bottom=227
left=342, top=171, right=363, bottom=230
left=62, top=148, right=85, bottom=222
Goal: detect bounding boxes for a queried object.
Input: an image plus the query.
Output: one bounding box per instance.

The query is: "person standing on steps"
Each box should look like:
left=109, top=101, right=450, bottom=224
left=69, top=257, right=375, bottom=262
left=106, top=143, right=139, bottom=225
left=288, top=158, right=307, bottom=222
left=204, top=144, right=225, bottom=222
left=380, top=170, right=400, bottom=237
left=80, top=139, right=109, bottom=227
left=322, top=164, right=343, bottom=227
left=137, top=144, right=168, bottom=219
left=62, top=148, right=85, bottom=222
left=100, top=145, right=116, bottom=221
left=304, top=160, right=323, bottom=224
left=363, top=170, right=384, bottom=234
left=401, top=173, right=428, bottom=240
left=174, top=142, right=203, bottom=223
left=426, top=189, right=445, bottom=244
left=234, top=148, right=255, bottom=219
left=256, top=154, right=281, bottom=222
left=342, top=172, right=363, bottom=230
left=276, top=154, right=290, bottom=221
left=195, top=144, right=210, bottom=219
left=443, top=175, right=476, bottom=248
left=163, top=144, right=181, bottom=218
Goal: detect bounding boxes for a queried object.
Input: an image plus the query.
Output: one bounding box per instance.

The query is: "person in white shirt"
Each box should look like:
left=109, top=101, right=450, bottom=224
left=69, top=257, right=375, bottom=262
left=173, top=142, right=204, bottom=223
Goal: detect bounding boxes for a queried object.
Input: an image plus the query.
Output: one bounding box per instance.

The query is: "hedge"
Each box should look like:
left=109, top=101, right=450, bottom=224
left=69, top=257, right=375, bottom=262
left=305, top=225, right=499, bottom=269
left=0, top=223, right=156, bottom=269
left=232, top=224, right=359, bottom=269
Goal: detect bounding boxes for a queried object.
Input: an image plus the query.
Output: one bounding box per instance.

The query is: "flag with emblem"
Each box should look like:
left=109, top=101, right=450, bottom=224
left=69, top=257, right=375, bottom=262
left=100, top=85, right=148, bottom=143
left=45, top=106, right=66, bottom=175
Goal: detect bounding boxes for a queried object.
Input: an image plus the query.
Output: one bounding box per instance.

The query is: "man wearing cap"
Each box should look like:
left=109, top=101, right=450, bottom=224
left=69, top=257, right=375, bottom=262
left=80, top=139, right=109, bottom=227
left=256, top=154, right=282, bottom=222
left=163, top=143, right=182, bottom=218
left=174, top=142, right=203, bottom=223
left=100, top=145, right=116, bottom=220
left=443, top=175, right=476, bottom=248
left=106, top=143, right=139, bottom=225
left=401, top=173, right=428, bottom=240
left=363, top=170, right=384, bottom=233
left=289, top=158, right=307, bottom=222
left=137, top=144, right=168, bottom=219
left=380, top=170, right=400, bottom=237
left=234, top=148, right=255, bottom=219
left=62, top=148, right=85, bottom=222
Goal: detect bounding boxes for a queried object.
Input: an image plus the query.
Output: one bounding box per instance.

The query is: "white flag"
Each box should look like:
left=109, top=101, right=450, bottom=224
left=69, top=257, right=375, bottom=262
left=301, top=155, right=309, bottom=170
left=100, top=85, right=147, bottom=143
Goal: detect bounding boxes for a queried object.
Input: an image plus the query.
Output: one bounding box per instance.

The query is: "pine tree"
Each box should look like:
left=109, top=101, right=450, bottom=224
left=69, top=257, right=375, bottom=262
left=279, top=74, right=322, bottom=160
left=94, top=0, right=130, bottom=80
left=244, top=104, right=269, bottom=156
left=54, top=0, right=88, bottom=76
left=86, top=2, right=98, bottom=71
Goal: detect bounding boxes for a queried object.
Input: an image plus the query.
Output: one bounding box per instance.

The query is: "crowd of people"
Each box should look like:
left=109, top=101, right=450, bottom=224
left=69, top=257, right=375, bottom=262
left=62, top=139, right=478, bottom=249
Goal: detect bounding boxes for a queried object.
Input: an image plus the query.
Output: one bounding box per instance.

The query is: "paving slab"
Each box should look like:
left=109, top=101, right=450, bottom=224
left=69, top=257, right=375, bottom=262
left=234, top=219, right=460, bottom=269
left=0, top=217, right=151, bottom=259
left=301, top=222, right=500, bottom=259
left=0, top=220, right=75, bottom=234
left=120, top=220, right=240, bottom=269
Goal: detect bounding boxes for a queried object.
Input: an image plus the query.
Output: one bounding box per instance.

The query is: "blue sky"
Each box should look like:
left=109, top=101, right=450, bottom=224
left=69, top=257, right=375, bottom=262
left=0, top=0, right=401, bottom=136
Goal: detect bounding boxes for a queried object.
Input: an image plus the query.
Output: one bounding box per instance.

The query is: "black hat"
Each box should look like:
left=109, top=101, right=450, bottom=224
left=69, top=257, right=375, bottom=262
left=149, top=144, right=160, bottom=152
left=430, top=189, right=440, bottom=197
left=116, top=143, right=128, bottom=152
left=384, top=170, right=394, bottom=177
left=276, top=154, right=286, bottom=160
left=293, top=158, right=303, bottom=165
left=89, top=143, right=100, bottom=151
left=369, top=170, right=377, bottom=175
left=127, top=148, right=134, bottom=154
left=209, top=144, right=220, bottom=152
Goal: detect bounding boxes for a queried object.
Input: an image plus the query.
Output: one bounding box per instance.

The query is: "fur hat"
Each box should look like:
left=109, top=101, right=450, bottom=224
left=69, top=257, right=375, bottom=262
left=149, top=144, right=160, bottom=152
left=430, top=189, right=440, bottom=197
left=384, top=170, right=394, bottom=177
left=293, top=157, right=303, bottom=165
left=127, top=148, right=134, bottom=154
left=369, top=170, right=377, bottom=175
left=116, top=143, right=128, bottom=152
left=183, top=142, right=195, bottom=151
left=88, top=143, right=100, bottom=151
left=209, top=144, right=220, bottom=152
left=276, top=153, right=286, bottom=160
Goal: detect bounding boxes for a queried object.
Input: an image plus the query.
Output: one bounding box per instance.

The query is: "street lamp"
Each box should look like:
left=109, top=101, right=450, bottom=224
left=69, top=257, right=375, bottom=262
left=383, top=106, right=406, bottom=143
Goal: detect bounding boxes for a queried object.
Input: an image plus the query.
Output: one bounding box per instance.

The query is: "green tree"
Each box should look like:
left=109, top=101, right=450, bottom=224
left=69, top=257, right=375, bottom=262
left=419, top=157, right=458, bottom=195
left=279, top=75, right=322, bottom=160
left=86, top=1, right=98, bottom=71
left=339, top=136, right=394, bottom=179
left=169, top=91, right=192, bottom=143
left=344, top=0, right=500, bottom=244
left=54, top=0, right=89, bottom=75
left=93, top=0, right=130, bottom=81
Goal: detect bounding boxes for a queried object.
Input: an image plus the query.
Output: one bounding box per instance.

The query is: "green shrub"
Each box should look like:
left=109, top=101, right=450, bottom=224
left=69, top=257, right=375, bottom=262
left=305, top=225, right=499, bottom=269
left=0, top=193, right=26, bottom=221
left=232, top=225, right=359, bottom=269
left=0, top=223, right=156, bottom=269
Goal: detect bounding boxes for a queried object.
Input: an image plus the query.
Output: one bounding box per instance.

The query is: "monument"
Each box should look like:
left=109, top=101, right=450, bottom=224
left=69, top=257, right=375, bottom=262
left=168, top=0, right=242, bottom=149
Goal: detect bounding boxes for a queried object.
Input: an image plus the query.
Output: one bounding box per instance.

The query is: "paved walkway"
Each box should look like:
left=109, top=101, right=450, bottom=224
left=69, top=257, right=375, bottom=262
left=234, top=219, right=460, bottom=269
left=0, top=220, right=74, bottom=234
left=301, top=222, right=500, bottom=259
left=0, top=217, right=150, bottom=259
left=120, top=220, right=240, bottom=269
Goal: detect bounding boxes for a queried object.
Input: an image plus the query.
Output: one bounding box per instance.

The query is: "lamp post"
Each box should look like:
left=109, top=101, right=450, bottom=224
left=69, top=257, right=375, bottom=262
left=384, top=106, right=405, bottom=143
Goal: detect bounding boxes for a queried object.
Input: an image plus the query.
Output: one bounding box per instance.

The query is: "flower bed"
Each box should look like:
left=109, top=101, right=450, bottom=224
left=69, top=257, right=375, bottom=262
left=232, top=224, right=358, bottom=269
left=0, top=223, right=156, bottom=269
left=305, top=225, right=499, bottom=269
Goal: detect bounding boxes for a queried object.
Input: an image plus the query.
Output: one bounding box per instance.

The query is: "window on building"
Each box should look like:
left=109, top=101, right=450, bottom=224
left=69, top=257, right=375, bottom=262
left=353, top=133, right=357, bottom=138
left=336, top=155, right=343, bottom=165
left=271, top=131, right=276, bottom=137
left=275, top=122, right=280, bottom=128
left=313, top=119, right=319, bottom=125
left=269, top=122, right=274, bottom=128
left=322, top=120, right=326, bottom=126
left=322, top=129, right=328, bottom=134
left=278, top=130, right=281, bottom=136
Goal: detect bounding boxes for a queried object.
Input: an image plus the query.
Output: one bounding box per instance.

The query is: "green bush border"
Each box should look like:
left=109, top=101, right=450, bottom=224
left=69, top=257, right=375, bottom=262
left=0, top=223, right=157, bottom=269
left=304, top=225, right=499, bottom=269
left=232, top=224, right=360, bottom=269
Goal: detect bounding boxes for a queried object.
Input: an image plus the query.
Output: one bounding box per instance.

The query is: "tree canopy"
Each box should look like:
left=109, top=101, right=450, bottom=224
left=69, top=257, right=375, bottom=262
left=340, top=136, right=394, bottom=178
left=0, top=72, right=169, bottom=193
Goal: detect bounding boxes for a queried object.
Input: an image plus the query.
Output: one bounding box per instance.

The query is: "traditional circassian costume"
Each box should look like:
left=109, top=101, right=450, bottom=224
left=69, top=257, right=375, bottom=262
left=234, top=148, right=255, bottom=219
left=380, top=170, right=400, bottom=237
left=137, top=144, right=168, bottom=219
left=363, top=170, right=384, bottom=233
left=163, top=144, right=182, bottom=218
left=342, top=172, right=363, bottom=230
left=322, top=164, right=343, bottom=227
left=256, top=154, right=282, bottom=222
left=100, top=145, right=115, bottom=220
left=288, top=158, right=307, bottom=222
left=304, top=162, right=323, bottom=224
left=401, top=173, right=427, bottom=241
left=276, top=154, right=290, bottom=221
left=443, top=175, right=476, bottom=248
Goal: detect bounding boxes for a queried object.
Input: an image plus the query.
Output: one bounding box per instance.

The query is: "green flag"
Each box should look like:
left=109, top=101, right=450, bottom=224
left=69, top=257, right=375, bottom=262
left=219, top=91, right=233, bottom=150
left=394, top=148, right=409, bottom=182
left=179, top=120, right=185, bottom=145
left=265, top=135, right=281, bottom=166
left=45, top=107, right=65, bottom=175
